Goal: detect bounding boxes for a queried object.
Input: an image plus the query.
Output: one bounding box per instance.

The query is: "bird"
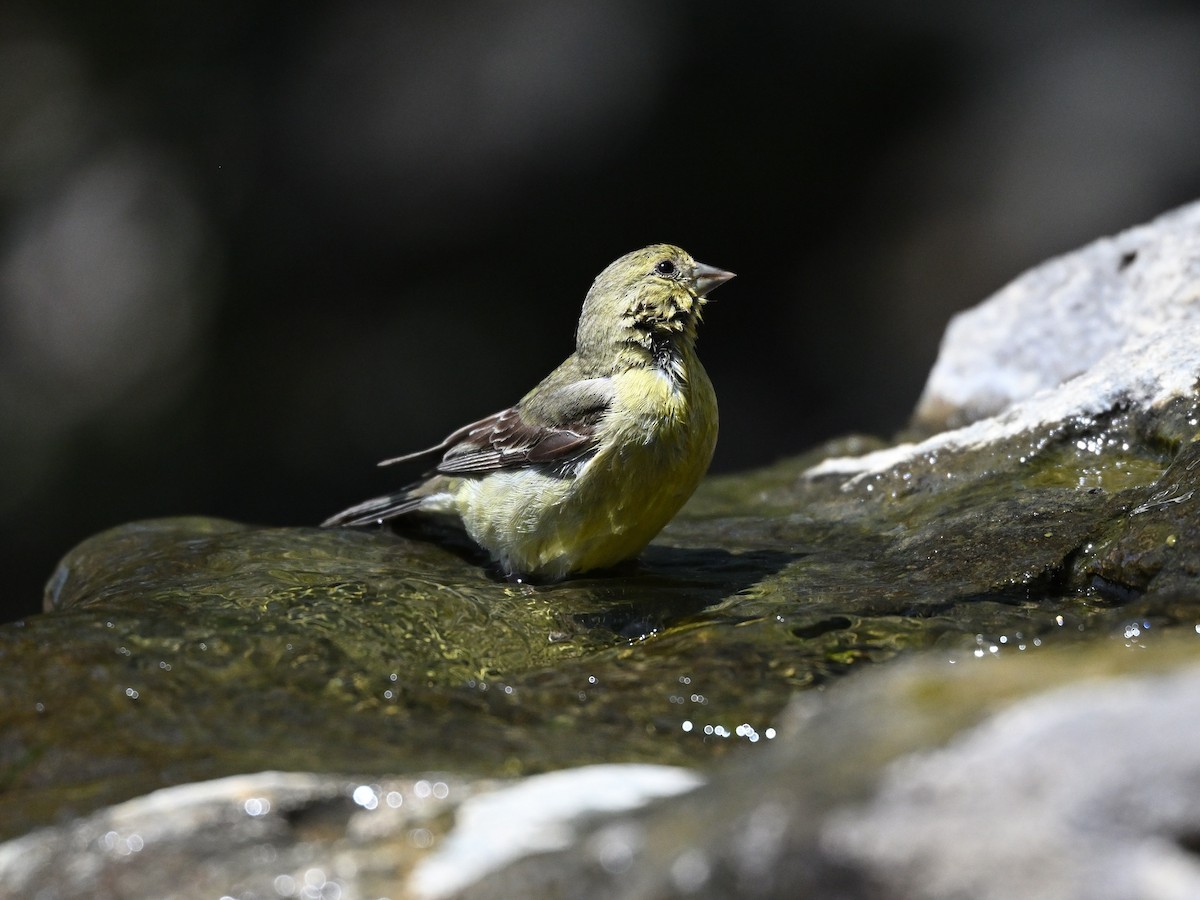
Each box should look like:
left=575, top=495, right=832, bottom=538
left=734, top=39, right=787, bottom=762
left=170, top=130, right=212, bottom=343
left=323, top=244, right=734, bottom=581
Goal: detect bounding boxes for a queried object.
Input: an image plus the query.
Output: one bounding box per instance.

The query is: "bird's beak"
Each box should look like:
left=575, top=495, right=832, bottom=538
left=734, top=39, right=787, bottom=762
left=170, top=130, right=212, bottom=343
left=691, top=262, right=736, bottom=297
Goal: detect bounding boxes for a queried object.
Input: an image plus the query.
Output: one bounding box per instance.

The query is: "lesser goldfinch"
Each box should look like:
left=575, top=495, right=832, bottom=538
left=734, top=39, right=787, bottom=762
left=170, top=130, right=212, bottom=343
left=323, top=244, right=734, bottom=580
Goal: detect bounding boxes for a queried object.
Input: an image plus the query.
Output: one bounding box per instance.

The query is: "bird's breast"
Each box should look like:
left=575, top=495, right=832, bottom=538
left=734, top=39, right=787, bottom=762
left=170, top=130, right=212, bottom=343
left=600, top=357, right=717, bottom=477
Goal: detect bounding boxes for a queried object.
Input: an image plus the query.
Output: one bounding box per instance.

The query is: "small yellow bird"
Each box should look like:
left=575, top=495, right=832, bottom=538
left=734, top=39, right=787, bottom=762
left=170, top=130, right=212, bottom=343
left=323, top=244, right=734, bottom=581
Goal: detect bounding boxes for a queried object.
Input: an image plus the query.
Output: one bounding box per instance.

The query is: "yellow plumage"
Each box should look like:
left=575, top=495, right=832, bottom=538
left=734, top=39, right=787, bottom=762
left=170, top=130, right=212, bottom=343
left=323, top=244, right=733, bottom=581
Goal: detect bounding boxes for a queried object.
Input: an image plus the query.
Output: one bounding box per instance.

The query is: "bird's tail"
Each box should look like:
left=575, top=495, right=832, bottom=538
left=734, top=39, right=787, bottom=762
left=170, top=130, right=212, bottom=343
left=321, top=491, right=428, bottom=527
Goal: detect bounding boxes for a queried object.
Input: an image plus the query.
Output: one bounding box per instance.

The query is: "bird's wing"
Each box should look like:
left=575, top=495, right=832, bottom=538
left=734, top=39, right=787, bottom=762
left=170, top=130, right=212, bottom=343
left=380, top=376, right=613, bottom=477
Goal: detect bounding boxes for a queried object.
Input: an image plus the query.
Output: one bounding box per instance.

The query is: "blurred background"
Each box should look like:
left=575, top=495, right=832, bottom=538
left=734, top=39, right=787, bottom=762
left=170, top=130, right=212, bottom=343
left=3, top=0, right=1200, bottom=622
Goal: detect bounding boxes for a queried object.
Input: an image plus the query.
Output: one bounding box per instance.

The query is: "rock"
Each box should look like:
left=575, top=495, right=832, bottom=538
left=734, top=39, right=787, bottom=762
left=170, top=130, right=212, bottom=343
left=451, top=635, right=1200, bottom=900
left=6, top=638, right=1199, bottom=899
left=0, top=764, right=701, bottom=900
left=825, top=653, right=1200, bottom=900
left=810, top=200, right=1200, bottom=483
left=912, top=199, right=1200, bottom=433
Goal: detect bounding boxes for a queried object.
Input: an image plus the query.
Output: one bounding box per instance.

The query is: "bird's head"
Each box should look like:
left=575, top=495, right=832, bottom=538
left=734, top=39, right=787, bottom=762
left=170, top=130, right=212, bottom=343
left=576, top=244, right=734, bottom=364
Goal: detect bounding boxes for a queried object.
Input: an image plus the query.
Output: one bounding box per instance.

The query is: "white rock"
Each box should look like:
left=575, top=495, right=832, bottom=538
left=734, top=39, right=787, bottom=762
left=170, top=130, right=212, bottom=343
left=409, top=763, right=703, bottom=899
left=811, top=200, right=1200, bottom=482
left=825, top=664, right=1200, bottom=900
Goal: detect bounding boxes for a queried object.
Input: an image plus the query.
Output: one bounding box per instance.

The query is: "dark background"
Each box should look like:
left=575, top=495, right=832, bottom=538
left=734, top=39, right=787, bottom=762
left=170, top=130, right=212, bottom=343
left=4, top=0, right=1200, bottom=622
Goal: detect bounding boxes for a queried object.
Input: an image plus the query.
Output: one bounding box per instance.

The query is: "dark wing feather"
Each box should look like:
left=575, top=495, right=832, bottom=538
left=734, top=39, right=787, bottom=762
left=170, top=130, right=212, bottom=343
left=376, top=412, right=507, bottom=468
left=323, top=373, right=612, bottom=528
left=436, top=407, right=599, bottom=475
left=384, top=374, right=614, bottom=476
left=321, top=492, right=426, bottom=527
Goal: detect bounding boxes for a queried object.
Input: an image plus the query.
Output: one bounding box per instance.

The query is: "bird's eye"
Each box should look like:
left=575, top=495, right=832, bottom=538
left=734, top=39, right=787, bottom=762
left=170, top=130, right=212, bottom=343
left=654, top=259, right=677, bottom=276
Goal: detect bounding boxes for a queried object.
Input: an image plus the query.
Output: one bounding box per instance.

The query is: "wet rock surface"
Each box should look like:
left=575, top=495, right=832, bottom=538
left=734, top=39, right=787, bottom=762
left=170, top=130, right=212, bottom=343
left=4, top=202, right=1200, bottom=898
